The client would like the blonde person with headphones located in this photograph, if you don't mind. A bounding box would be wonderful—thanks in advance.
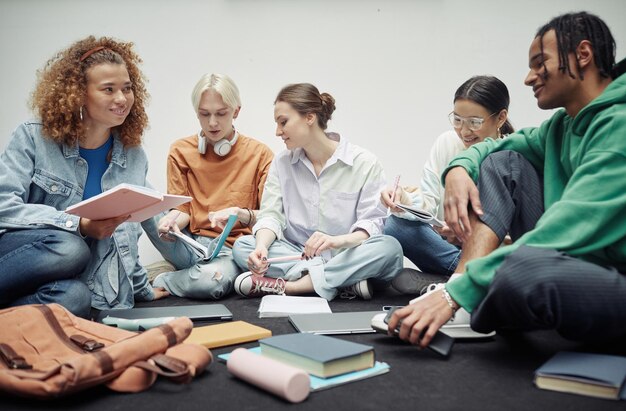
[145,73,274,300]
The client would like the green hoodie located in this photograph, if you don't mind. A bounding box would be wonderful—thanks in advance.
[443,58,626,312]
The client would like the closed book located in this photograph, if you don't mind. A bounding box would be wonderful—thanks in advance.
[66,183,191,222]
[259,333,374,378]
[184,321,272,349]
[534,351,626,400]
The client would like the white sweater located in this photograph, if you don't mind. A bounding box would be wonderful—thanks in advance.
[394,130,465,223]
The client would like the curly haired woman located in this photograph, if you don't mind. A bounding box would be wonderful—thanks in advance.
[0,36,168,317]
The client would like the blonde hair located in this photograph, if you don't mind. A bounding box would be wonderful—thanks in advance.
[30,35,149,147]
[191,73,241,113]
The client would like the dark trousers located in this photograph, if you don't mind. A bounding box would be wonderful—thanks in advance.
[470,151,626,341]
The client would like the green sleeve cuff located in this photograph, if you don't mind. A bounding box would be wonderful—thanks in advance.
[445,274,483,313]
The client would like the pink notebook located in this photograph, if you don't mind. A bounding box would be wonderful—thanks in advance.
[66,183,191,222]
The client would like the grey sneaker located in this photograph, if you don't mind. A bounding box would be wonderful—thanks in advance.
[145,260,176,284]
[391,268,449,295]
[339,279,373,300]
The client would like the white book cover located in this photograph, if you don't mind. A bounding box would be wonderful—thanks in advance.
[258,295,332,318]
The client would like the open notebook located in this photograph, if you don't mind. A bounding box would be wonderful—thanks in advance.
[66,183,191,223]
[169,214,237,261]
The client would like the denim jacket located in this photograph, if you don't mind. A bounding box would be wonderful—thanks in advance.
[0,120,154,309]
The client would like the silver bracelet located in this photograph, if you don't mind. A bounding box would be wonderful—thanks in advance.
[441,288,459,318]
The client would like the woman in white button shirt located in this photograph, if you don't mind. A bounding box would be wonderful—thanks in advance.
[0,36,168,317]
[232,83,403,300]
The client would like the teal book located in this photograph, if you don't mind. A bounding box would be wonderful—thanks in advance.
[168,214,237,261]
[218,347,389,391]
[534,351,626,400]
[258,333,374,378]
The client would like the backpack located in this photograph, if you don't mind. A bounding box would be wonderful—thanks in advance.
[0,303,212,398]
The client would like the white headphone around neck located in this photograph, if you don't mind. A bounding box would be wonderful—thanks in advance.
[197,129,239,156]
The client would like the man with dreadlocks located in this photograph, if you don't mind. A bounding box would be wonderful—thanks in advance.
[388,11,626,348]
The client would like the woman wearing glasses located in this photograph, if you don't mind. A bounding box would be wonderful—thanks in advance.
[380,75,513,294]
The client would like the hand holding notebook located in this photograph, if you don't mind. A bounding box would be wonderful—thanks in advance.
[66,183,192,223]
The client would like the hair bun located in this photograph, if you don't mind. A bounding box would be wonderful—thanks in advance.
[320,92,336,117]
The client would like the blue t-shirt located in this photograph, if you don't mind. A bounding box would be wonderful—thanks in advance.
[79,136,113,200]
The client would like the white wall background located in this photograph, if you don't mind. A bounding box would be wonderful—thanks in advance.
[1,0,625,264]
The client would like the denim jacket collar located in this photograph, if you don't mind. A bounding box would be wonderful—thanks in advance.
[61,132,127,168]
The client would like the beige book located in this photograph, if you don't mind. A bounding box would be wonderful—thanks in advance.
[184,321,272,349]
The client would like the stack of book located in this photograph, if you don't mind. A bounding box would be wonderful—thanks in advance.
[219,333,390,391]
[259,333,374,378]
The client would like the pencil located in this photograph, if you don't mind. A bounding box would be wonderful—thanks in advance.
[390,175,401,204]
[265,255,304,263]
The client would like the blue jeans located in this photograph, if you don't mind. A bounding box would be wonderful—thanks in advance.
[232,234,403,300]
[0,229,91,317]
[143,216,241,300]
[384,215,460,275]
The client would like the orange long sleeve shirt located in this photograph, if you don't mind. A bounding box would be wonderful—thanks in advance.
[167,133,274,247]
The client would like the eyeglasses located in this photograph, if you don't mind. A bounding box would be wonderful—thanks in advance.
[448,112,497,131]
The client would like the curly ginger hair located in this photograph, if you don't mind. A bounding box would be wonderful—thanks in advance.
[30,36,149,147]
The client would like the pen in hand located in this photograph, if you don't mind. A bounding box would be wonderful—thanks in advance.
[390,174,401,205]
[168,210,181,227]
[387,174,400,217]
[159,210,181,238]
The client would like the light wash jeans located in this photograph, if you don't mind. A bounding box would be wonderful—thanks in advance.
[384,215,460,275]
[143,217,240,300]
[231,234,404,300]
[0,229,92,317]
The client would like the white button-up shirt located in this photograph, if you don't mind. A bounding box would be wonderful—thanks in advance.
[253,133,387,255]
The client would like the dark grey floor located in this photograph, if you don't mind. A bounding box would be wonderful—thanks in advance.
[3,287,625,411]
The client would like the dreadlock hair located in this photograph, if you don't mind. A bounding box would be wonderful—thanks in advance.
[536,12,616,80]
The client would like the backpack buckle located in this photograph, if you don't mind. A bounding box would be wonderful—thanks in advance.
[70,335,104,352]
[0,343,32,370]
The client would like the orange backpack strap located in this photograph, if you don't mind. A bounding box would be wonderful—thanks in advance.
[105,318,212,393]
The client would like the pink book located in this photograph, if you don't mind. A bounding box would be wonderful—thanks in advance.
[65,183,191,223]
